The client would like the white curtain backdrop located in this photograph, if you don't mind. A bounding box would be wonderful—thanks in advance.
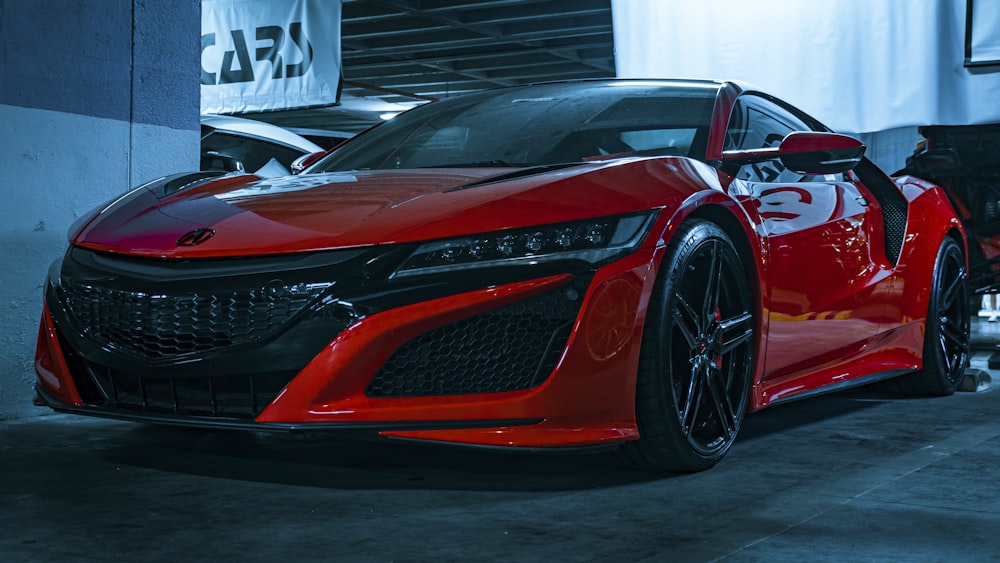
[611,0,1000,134]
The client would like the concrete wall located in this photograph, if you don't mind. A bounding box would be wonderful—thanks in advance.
[0,0,200,419]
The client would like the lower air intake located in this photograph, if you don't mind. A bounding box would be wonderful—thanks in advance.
[366,275,591,398]
[82,362,296,419]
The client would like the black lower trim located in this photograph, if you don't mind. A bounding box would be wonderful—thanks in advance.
[382,435,622,454]
[36,385,543,434]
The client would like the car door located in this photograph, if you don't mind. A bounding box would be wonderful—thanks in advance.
[726,94,892,384]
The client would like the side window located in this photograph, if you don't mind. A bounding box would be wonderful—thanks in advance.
[725,95,818,183]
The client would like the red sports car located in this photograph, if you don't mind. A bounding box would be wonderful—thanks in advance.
[34,79,970,472]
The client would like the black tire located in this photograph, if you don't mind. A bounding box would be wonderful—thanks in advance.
[618,220,755,472]
[882,236,970,396]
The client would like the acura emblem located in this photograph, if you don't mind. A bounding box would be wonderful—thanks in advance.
[176,228,215,246]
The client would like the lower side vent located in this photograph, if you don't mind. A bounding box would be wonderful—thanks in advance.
[366,275,590,398]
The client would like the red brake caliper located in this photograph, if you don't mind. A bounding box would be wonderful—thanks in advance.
[713,307,724,369]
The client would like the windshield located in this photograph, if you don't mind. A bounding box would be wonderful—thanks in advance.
[310,81,721,172]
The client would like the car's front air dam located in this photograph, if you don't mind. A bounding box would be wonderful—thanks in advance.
[259,249,662,448]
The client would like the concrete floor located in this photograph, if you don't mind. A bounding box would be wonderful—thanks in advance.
[5,322,1000,562]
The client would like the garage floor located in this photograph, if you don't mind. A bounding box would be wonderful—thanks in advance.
[5,322,1000,562]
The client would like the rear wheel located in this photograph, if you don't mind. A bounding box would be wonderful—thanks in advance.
[618,220,755,472]
[884,236,970,395]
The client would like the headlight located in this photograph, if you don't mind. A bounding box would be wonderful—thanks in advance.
[391,211,658,278]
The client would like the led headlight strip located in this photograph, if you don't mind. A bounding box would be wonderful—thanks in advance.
[391,211,659,278]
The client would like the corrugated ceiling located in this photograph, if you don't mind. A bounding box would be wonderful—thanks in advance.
[252,0,615,138]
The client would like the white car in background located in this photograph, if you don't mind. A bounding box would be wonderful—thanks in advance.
[200,114,324,175]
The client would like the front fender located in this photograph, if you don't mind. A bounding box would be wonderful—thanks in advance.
[643,173,773,413]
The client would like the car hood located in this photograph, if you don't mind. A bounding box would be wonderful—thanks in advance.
[71,159,715,258]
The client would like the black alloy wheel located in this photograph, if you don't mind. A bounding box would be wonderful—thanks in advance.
[619,220,755,472]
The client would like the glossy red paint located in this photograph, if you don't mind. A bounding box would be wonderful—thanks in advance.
[779,131,864,153]
[73,159,714,259]
[746,173,964,409]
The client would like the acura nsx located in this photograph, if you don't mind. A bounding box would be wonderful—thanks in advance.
[34,79,971,471]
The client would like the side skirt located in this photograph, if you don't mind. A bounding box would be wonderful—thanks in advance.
[764,368,914,407]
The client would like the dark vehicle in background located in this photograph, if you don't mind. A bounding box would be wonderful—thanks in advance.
[901,124,1000,296]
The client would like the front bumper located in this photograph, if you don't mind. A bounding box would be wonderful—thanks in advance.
[36,244,660,448]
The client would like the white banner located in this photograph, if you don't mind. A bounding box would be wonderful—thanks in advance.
[201,0,342,114]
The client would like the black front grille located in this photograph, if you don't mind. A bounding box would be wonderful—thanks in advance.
[61,279,330,359]
[366,275,591,398]
[88,366,295,418]
[59,337,295,419]
[56,331,295,418]
[98,367,293,419]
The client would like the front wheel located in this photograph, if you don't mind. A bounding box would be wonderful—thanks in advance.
[618,220,755,472]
